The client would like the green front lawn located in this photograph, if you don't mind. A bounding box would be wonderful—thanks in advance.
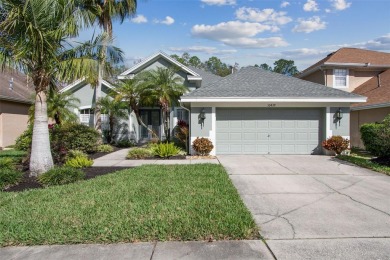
[337,155,390,176]
[0,164,259,246]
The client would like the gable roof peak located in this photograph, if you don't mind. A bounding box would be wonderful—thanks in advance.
[119,51,200,78]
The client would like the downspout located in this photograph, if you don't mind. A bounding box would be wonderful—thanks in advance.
[179,101,191,155]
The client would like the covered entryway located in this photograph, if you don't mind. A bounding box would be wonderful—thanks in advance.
[216,108,323,155]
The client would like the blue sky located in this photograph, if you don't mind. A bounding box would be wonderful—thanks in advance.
[93,0,390,71]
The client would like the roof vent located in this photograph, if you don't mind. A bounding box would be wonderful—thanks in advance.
[365,62,370,67]
[9,77,13,91]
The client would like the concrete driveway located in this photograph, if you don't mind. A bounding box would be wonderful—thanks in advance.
[218,155,390,260]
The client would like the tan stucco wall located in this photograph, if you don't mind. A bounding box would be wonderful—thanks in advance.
[0,100,30,148]
[348,70,381,92]
[301,70,324,85]
[350,107,390,148]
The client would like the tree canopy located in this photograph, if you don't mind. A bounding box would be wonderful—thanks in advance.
[254,59,299,76]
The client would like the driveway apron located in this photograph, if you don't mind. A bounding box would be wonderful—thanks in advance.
[218,155,390,260]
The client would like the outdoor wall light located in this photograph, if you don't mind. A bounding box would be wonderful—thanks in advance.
[336,108,343,125]
[199,108,206,120]
[199,108,206,128]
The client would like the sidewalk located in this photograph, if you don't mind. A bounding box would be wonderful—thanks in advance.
[92,148,220,167]
[0,240,274,260]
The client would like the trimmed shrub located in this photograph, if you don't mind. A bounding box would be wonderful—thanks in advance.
[360,115,390,158]
[0,158,16,169]
[322,136,349,155]
[97,144,114,153]
[38,166,85,186]
[15,126,33,151]
[192,137,214,156]
[174,120,189,152]
[126,148,153,159]
[0,168,23,190]
[150,142,181,158]
[66,150,88,160]
[64,156,93,168]
[116,139,136,148]
[51,123,100,162]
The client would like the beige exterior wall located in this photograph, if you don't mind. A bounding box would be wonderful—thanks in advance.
[0,100,30,148]
[350,107,390,148]
[301,70,325,85]
[304,68,382,92]
[348,70,381,92]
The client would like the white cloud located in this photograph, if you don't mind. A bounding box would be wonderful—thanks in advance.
[280,1,290,8]
[201,0,236,6]
[330,0,352,11]
[221,37,289,48]
[281,48,331,58]
[155,16,175,25]
[292,16,326,33]
[192,21,274,40]
[235,7,292,26]
[303,0,320,12]
[327,34,390,51]
[131,15,148,24]
[191,21,288,48]
[325,8,331,13]
[169,46,237,55]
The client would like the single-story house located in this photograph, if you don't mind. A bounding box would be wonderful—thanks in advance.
[0,69,33,149]
[297,48,390,147]
[181,66,365,155]
[64,51,366,155]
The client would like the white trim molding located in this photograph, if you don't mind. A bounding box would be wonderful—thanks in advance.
[209,107,216,156]
[326,106,333,138]
[181,97,367,103]
[60,79,115,93]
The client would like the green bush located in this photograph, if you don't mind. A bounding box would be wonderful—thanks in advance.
[150,142,181,158]
[38,166,85,186]
[126,148,152,159]
[0,168,24,190]
[51,123,100,162]
[64,156,93,168]
[116,139,136,148]
[192,137,214,156]
[322,136,349,155]
[65,150,88,160]
[361,115,390,157]
[0,158,16,169]
[97,144,114,153]
[15,126,33,151]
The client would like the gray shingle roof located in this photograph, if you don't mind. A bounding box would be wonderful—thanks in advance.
[183,66,364,99]
[188,66,222,87]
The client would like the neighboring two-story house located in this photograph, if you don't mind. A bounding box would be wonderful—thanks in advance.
[298,48,390,147]
[0,69,33,149]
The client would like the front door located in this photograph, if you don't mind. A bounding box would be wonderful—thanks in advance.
[140,110,161,140]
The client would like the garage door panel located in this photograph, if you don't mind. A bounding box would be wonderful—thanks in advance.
[230,133,242,141]
[243,133,256,140]
[216,108,321,155]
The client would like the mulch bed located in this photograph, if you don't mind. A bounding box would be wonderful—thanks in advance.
[126,155,187,160]
[372,157,390,167]
[4,167,132,193]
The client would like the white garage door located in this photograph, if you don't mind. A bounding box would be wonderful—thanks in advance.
[216,108,323,155]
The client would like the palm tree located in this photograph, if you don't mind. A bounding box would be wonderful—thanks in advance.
[86,0,137,132]
[0,0,123,175]
[96,96,128,143]
[139,67,188,141]
[29,91,81,125]
[114,79,157,139]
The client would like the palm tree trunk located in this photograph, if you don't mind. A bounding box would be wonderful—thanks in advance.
[166,109,171,141]
[94,66,103,133]
[29,91,54,176]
